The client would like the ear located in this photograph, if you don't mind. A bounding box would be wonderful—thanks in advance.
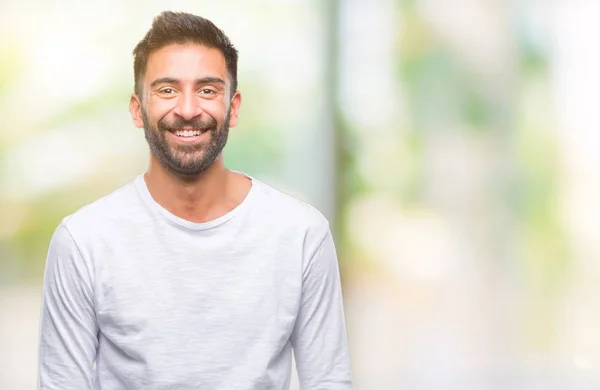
[228,91,242,128]
[129,94,145,129]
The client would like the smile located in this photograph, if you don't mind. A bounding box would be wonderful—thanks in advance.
[172,129,206,137]
[167,128,210,143]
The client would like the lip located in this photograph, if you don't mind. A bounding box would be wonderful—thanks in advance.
[166,129,210,143]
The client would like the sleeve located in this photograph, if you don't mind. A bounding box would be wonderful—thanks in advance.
[38,222,98,390]
[290,228,354,389]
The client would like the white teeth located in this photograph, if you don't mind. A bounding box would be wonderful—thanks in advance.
[175,130,202,137]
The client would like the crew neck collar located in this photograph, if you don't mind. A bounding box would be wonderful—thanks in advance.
[135,170,258,231]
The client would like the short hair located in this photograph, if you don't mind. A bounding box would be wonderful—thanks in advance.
[133,11,238,98]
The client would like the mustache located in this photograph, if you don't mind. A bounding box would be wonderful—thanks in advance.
[158,117,218,131]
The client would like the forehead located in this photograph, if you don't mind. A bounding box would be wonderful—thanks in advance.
[145,43,227,83]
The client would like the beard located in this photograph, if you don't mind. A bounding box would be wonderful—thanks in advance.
[142,107,230,176]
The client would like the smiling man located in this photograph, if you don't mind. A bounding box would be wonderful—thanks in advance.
[37,11,353,390]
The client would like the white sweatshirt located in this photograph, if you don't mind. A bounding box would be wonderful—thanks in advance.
[38,172,353,390]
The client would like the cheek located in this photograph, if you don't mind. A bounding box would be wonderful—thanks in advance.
[146,103,175,125]
[148,97,177,114]
[203,102,229,121]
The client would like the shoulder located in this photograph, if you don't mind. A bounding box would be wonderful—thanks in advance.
[249,177,331,245]
[59,176,141,241]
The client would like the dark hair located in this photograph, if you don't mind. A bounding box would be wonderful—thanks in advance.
[133,11,238,97]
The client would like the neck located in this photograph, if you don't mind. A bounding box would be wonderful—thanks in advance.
[144,154,249,223]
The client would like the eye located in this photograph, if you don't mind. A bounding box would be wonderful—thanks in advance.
[199,88,216,95]
[158,88,176,95]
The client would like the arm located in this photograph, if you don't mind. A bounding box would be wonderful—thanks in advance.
[38,222,98,389]
[291,228,354,389]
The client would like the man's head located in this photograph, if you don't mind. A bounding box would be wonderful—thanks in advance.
[129,11,241,177]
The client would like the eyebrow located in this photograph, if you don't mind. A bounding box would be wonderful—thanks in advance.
[149,77,226,89]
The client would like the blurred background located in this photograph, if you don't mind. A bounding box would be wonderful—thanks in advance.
[1,0,599,388]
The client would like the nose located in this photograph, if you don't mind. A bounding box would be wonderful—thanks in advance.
[173,90,203,121]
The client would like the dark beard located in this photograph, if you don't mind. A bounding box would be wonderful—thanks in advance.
[142,108,230,177]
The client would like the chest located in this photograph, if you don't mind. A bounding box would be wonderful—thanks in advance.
[93,235,302,360]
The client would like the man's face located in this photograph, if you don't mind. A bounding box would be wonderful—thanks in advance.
[130,43,241,176]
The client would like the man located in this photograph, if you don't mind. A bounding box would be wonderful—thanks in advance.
[38,11,353,390]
